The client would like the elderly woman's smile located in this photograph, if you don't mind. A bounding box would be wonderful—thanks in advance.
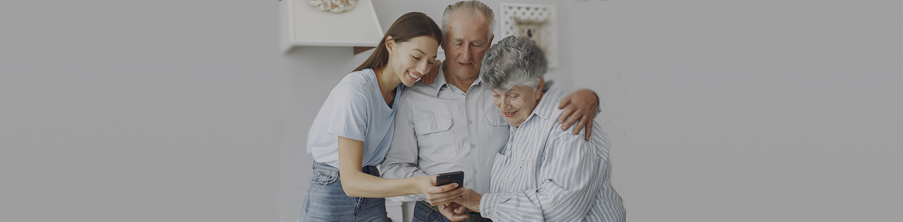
[492,84,543,127]
[454,35,625,221]
[479,35,549,128]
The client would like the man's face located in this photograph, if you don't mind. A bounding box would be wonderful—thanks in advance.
[442,10,493,82]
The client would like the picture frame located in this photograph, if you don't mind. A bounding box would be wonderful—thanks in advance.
[500,3,559,68]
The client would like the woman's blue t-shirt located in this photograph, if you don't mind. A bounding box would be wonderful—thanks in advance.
[306,69,406,168]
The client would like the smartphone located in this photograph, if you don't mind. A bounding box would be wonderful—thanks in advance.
[436,171,464,188]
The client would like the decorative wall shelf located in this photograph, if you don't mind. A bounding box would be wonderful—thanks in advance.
[499,3,558,68]
[280,0,384,54]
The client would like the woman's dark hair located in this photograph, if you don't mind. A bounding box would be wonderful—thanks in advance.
[354,12,442,72]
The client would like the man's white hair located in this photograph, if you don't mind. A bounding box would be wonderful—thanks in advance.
[440,1,495,41]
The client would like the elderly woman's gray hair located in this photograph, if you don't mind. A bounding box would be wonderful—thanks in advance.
[480,35,548,91]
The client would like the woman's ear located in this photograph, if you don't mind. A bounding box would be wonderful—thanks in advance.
[535,78,545,98]
[385,36,396,55]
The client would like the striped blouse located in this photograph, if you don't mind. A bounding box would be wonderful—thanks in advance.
[479,87,626,222]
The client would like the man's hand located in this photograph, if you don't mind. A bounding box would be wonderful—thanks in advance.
[420,59,442,84]
[557,89,599,141]
[439,202,470,222]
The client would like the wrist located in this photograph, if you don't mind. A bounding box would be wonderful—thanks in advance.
[417,175,433,195]
[466,191,482,211]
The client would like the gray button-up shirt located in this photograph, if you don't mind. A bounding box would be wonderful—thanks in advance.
[381,69,509,198]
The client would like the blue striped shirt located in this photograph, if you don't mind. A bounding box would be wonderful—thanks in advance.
[480,87,626,222]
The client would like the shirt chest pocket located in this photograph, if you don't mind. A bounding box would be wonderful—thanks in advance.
[412,117,457,159]
[485,109,509,127]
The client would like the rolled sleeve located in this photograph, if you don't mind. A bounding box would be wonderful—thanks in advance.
[479,191,543,221]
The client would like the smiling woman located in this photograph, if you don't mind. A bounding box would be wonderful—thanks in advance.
[299,12,466,222]
[482,35,548,127]
[439,35,625,221]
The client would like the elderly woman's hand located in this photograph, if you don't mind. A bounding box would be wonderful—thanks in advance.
[452,188,482,212]
[557,89,599,141]
[439,202,470,222]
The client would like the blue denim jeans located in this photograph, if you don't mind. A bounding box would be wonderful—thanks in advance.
[413,200,491,222]
[299,162,388,222]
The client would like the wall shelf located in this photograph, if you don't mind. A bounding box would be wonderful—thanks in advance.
[280,0,384,54]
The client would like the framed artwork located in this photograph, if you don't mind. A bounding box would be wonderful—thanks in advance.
[500,3,558,68]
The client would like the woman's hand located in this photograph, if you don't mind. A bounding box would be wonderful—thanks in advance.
[417,175,465,206]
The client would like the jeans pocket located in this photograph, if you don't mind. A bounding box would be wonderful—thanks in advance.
[413,202,447,222]
[412,202,431,222]
[311,166,339,186]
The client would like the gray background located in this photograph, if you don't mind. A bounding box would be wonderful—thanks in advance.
[2,0,901,221]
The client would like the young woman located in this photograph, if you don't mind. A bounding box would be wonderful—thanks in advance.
[300,12,465,221]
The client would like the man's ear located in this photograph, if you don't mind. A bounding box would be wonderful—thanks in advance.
[385,36,396,55]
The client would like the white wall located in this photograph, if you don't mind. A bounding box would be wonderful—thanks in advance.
[1,1,280,221]
[571,0,903,221]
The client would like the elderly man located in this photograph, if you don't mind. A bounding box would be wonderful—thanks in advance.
[440,36,625,222]
[380,1,601,222]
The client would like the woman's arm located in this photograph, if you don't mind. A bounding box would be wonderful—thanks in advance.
[337,136,465,205]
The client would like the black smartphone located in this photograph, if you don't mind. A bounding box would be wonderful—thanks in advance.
[436,171,464,188]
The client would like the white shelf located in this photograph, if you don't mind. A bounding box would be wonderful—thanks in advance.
[280,0,384,53]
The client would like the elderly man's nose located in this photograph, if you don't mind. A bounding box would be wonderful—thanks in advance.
[461,46,471,60]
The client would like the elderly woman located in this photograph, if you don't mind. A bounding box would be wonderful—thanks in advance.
[439,36,626,222]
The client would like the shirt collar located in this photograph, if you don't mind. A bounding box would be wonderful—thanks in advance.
[428,66,448,97]
[526,86,563,121]
[428,62,483,97]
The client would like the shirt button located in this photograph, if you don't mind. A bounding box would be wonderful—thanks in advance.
[431,126,436,130]
[473,169,478,174]
[470,144,475,148]
[468,120,472,124]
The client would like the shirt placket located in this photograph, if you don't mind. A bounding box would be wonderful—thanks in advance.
[463,84,479,190]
